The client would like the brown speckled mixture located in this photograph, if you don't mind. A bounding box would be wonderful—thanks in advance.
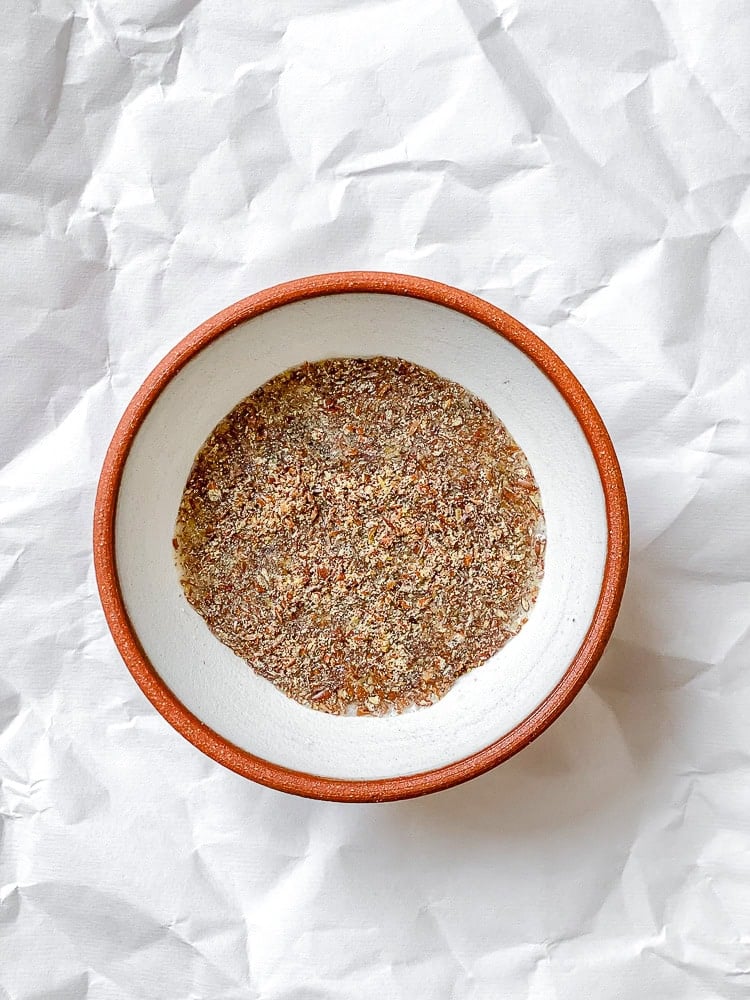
[174,357,545,715]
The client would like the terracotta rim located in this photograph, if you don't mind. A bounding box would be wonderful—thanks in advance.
[94,271,629,802]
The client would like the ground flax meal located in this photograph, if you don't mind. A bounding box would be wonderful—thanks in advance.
[174,357,545,716]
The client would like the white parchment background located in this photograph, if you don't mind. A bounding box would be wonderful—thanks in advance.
[2,1,750,997]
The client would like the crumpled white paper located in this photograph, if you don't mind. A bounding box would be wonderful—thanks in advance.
[2,0,750,996]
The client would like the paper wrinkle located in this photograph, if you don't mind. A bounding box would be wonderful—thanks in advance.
[3,0,750,996]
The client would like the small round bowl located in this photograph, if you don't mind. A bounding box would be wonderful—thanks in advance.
[94,272,628,802]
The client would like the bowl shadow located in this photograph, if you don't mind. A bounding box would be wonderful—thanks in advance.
[383,569,680,839]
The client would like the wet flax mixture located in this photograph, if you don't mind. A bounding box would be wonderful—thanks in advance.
[175,357,545,716]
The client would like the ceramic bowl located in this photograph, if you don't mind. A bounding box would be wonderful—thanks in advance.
[94,272,628,801]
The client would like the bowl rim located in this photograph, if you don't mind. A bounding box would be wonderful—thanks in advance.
[93,271,629,802]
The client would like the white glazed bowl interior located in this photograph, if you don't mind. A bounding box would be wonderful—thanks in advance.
[115,293,607,781]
